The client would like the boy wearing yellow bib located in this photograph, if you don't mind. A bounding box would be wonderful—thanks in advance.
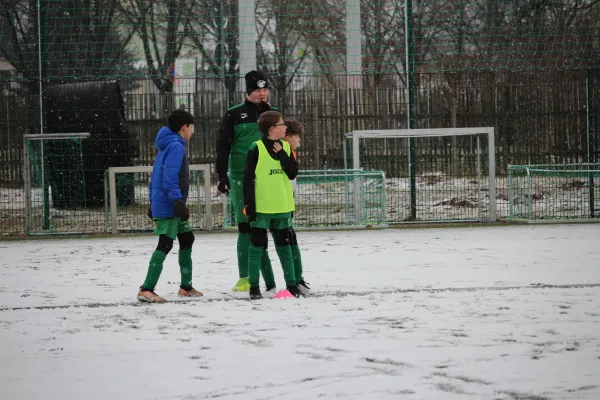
[284,120,310,294]
[243,111,304,300]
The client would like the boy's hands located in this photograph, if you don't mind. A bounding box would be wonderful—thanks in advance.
[147,206,153,220]
[257,101,271,114]
[273,141,282,155]
[173,199,190,221]
[217,176,230,194]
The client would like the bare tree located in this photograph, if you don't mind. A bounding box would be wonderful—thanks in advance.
[0,0,135,90]
[256,0,310,112]
[184,0,239,103]
[361,0,404,88]
[296,0,345,87]
[117,0,195,114]
[434,0,600,71]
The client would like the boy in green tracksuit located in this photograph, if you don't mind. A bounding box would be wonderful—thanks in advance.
[243,111,305,300]
[283,120,310,294]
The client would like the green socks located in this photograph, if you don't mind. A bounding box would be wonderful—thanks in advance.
[237,232,251,278]
[178,248,193,289]
[143,248,193,290]
[260,250,276,288]
[276,245,296,287]
[240,230,275,287]
[291,244,303,282]
[250,246,290,288]
[142,250,167,290]
[248,244,263,288]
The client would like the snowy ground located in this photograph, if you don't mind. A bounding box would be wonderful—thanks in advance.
[1,224,599,400]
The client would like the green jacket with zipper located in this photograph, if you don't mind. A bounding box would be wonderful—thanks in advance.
[216,100,277,181]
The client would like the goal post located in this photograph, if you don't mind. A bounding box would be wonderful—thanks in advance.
[346,127,496,223]
[296,169,387,227]
[23,132,91,235]
[508,163,600,222]
[221,169,387,229]
[106,164,212,234]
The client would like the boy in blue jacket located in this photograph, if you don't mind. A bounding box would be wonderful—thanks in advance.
[137,110,203,303]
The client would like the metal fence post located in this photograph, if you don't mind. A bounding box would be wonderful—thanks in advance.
[488,128,496,222]
[23,137,31,235]
[109,168,118,234]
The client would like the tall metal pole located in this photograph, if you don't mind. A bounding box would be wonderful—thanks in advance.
[37,0,43,136]
[238,0,256,97]
[347,0,363,223]
[216,1,233,107]
[346,0,362,90]
[38,0,50,230]
[587,69,595,217]
[406,0,417,220]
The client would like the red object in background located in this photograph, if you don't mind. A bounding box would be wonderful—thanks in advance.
[167,63,175,82]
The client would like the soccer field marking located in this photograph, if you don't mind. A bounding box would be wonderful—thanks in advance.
[1,282,598,312]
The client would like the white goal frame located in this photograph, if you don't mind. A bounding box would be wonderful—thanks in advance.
[345,127,496,222]
[107,164,212,234]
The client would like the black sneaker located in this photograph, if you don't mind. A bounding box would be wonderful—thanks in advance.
[249,286,262,300]
[297,280,311,294]
[286,285,306,298]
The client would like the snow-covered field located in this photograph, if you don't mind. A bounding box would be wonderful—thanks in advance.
[1,224,599,399]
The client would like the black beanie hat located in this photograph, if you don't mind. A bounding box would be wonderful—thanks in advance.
[245,70,269,95]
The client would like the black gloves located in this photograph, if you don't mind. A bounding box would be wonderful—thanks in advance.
[217,176,230,194]
[173,199,190,221]
[245,205,256,222]
[148,201,189,221]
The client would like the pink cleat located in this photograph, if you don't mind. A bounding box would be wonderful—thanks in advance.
[273,289,294,299]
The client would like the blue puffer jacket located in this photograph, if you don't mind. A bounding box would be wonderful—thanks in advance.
[149,127,190,218]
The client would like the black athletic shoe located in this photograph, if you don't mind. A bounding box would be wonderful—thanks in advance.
[249,286,263,300]
[286,285,306,298]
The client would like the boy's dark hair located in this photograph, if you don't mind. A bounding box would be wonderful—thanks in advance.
[257,110,284,135]
[167,109,194,133]
[284,120,304,137]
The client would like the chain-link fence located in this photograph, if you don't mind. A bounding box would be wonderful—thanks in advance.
[508,164,600,221]
[1,0,599,235]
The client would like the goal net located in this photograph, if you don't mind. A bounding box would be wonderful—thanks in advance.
[345,128,496,223]
[105,165,213,234]
[508,164,600,221]
[23,133,91,235]
[222,169,387,229]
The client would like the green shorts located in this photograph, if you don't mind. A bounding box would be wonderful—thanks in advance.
[229,178,247,225]
[153,218,191,240]
[251,212,293,230]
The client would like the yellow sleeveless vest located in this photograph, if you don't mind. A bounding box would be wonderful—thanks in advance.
[254,140,295,213]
